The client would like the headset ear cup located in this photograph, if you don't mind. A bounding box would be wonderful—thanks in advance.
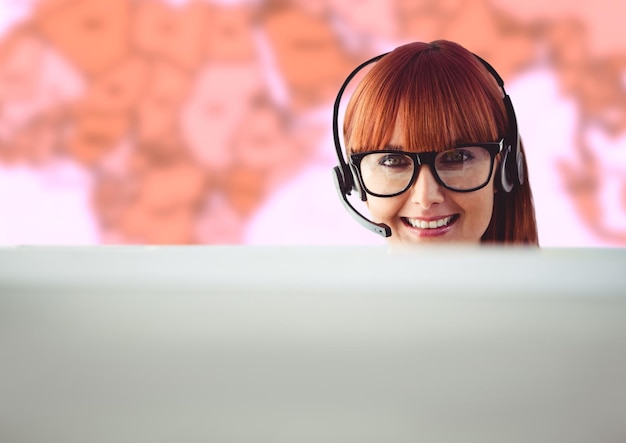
[506,136,526,187]
[498,145,514,193]
[350,164,367,201]
[505,136,523,188]
[342,164,354,194]
[516,149,525,186]
[333,165,350,196]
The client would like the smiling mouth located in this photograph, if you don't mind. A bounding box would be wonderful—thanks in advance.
[402,215,457,229]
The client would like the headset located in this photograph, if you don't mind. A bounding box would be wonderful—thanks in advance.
[332,50,525,238]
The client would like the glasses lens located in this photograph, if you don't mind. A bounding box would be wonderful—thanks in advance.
[435,147,493,190]
[359,152,415,195]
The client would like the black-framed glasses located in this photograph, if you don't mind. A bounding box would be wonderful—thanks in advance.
[350,139,504,197]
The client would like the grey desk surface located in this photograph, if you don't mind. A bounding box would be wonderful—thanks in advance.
[1,246,625,443]
[1,245,625,295]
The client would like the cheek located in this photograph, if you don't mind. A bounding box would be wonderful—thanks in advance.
[365,196,404,221]
[461,188,495,233]
[480,192,495,226]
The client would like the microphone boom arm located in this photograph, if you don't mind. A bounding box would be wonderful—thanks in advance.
[333,167,391,237]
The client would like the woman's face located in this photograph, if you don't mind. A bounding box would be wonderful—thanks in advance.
[364,119,496,245]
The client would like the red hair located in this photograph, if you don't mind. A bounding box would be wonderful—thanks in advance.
[343,40,538,244]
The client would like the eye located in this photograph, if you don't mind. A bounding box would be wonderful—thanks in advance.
[379,154,410,168]
[440,149,475,163]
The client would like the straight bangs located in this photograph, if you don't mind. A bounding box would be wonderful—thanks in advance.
[344,41,508,154]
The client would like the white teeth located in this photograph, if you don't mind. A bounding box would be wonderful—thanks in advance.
[406,216,453,229]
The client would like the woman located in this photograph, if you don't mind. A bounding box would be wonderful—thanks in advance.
[333,40,538,245]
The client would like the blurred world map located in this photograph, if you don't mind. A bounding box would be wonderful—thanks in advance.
[0,0,625,246]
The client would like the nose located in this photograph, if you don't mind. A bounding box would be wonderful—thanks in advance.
[409,166,445,208]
